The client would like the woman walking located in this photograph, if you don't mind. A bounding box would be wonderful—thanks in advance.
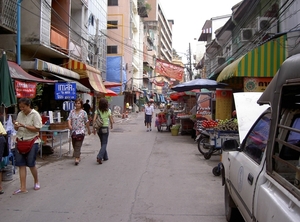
[93,98,113,164]
[68,98,91,165]
[13,98,42,194]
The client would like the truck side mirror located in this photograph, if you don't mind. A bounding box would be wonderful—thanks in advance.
[222,139,239,151]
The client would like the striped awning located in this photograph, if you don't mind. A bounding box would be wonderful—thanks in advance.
[217,35,286,82]
[64,59,106,93]
[21,59,80,80]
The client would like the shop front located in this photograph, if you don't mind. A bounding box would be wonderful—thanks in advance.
[215,34,287,118]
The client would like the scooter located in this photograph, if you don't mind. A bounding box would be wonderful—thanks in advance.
[196,128,222,159]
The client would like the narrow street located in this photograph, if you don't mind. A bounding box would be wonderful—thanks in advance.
[0,111,225,222]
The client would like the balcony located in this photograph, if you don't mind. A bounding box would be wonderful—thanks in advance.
[0,0,17,33]
[50,26,68,54]
[131,13,137,32]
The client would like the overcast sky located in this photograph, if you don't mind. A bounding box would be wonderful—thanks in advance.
[160,0,242,56]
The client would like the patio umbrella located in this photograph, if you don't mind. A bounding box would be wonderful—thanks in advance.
[105,88,118,96]
[171,79,228,92]
[0,52,17,124]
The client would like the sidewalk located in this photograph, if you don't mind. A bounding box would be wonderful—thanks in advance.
[36,111,140,165]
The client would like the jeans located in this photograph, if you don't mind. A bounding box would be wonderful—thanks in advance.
[97,127,109,160]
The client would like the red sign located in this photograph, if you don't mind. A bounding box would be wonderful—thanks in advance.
[155,59,184,81]
[15,80,37,98]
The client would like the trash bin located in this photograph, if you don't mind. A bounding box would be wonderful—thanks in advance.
[171,128,179,136]
[171,125,180,136]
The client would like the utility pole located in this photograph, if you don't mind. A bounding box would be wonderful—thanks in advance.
[189,42,193,80]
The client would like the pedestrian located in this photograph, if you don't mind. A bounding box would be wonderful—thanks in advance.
[0,121,7,195]
[13,98,42,195]
[144,101,154,132]
[93,98,113,164]
[83,99,91,115]
[68,98,91,165]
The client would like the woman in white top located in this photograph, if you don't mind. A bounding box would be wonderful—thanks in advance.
[144,101,154,132]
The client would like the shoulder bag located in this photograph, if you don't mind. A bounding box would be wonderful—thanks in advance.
[93,109,103,130]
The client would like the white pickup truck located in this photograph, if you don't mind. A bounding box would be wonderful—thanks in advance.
[221,53,300,222]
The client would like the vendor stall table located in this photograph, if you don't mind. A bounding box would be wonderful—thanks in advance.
[39,129,70,158]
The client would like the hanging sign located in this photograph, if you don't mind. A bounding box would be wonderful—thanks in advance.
[15,80,37,98]
[55,83,76,100]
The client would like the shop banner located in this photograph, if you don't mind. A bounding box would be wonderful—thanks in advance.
[244,77,272,92]
[155,59,184,81]
[196,92,213,120]
[15,80,37,98]
[55,83,76,100]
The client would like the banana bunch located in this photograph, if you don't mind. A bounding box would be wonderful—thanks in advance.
[215,118,238,131]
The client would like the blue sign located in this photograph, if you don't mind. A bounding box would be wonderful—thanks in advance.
[55,83,76,100]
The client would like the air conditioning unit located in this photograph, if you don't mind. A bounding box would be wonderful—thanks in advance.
[257,17,277,33]
[217,56,226,65]
[240,28,255,42]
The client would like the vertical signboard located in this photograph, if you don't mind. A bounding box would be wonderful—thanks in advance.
[215,88,233,120]
[196,92,213,120]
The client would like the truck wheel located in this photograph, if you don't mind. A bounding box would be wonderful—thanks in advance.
[212,166,221,176]
[198,137,210,155]
[224,184,243,222]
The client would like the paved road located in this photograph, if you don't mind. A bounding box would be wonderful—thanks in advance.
[0,112,226,222]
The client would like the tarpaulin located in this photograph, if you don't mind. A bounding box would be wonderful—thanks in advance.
[106,56,127,94]
[155,59,184,81]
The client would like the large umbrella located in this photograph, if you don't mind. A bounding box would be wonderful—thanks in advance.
[0,52,17,124]
[171,79,228,92]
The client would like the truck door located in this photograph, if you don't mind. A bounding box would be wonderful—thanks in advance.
[227,112,271,221]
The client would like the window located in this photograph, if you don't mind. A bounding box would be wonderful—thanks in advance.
[107,46,117,54]
[107,21,118,29]
[108,0,118,6]
[243,113,271,164]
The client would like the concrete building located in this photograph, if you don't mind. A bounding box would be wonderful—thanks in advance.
[143,0,173,97]
[0,0,109,115]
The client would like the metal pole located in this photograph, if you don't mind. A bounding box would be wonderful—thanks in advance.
[189,43,192,80]
[17,0,23,65]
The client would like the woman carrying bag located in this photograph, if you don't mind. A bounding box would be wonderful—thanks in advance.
[68,98,91,165]
[93,98,113,164]
[13,98,42,195]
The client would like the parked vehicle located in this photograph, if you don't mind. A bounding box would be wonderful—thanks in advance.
[221,53,300,222]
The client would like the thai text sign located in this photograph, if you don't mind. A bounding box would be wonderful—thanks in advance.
[15,80,37,98]
[55,83,76,100]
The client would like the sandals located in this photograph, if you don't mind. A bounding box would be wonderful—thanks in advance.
[34,183,40,190]
[13,189,28,195]
[75,158,79,165]
[0,190,4,195]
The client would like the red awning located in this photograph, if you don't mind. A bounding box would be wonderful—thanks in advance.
[8,61,55,83]
[103,81,122,88]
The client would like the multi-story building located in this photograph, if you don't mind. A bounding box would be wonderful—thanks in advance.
[143,0,173,97]
[0,0,108,113]
[196,0,300,93]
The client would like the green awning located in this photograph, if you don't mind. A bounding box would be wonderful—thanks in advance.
[217,35,287,82]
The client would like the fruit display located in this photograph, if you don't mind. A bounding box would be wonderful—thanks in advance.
[215,118,238,131]
[201,118,238,131]
[201,120,218,128]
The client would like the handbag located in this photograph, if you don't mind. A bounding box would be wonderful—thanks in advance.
[16,136,39,154]
[71,132,85,141]
[93,109,103,130]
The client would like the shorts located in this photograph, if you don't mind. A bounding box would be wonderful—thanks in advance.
[145,114,152,124]
[15,143,39,167]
